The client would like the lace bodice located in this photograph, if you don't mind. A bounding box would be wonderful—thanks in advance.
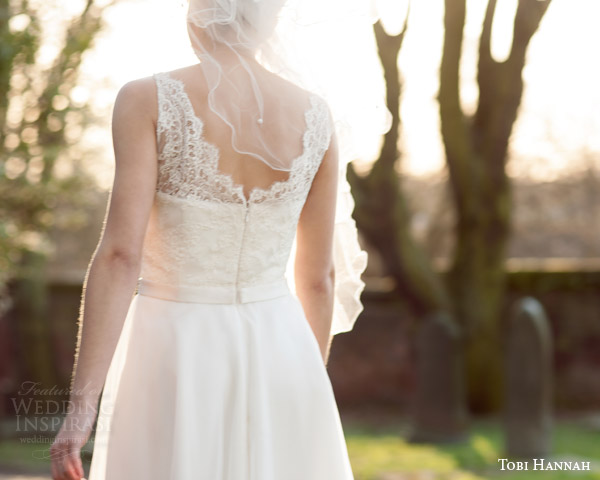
[139,72,332,290]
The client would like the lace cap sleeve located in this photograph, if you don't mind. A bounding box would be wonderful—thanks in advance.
[153,73,168,139]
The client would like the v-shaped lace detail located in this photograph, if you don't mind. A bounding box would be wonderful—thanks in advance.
[153,72,331,206]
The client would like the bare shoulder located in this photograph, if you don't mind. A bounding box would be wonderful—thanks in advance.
[267,71,315,104]
[114,76,158,121]
[165,64,201,79]
[278,79,331,124]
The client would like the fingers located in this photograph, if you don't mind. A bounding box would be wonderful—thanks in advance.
[73,454,85,478]
[50,442,84,480]
[50,453,59,480]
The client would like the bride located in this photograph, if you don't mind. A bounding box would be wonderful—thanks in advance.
[50,0,384,478]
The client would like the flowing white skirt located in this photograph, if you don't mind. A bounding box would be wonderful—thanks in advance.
[88,287,354,479]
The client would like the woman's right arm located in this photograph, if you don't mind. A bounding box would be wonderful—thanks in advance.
[294,132,339,365]
[49,77,158,480]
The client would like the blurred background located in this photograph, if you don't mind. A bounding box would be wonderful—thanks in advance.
[1,0,599,478]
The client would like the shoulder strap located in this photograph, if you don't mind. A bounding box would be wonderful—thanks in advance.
[304,95,334,169]
[153,72,170,139]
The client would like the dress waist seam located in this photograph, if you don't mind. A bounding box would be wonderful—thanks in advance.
[137,277,290,305]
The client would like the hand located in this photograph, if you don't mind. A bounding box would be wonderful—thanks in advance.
[50,407,97,480]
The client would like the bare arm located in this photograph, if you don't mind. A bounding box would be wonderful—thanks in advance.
[294,131,339,365]
[50,77,158,480]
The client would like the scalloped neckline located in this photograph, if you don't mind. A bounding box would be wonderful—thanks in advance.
[157,72,321,206]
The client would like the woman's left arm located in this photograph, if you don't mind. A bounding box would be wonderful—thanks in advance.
[50,77,158,480]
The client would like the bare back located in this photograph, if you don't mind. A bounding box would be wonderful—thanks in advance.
[166,63,315,200]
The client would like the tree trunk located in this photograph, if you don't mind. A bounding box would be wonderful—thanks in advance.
[349,13,469,441]
[440,0,551,412]
[349,18,451,318]
[350,0,552,417]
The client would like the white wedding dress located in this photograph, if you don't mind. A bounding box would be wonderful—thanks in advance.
[87,72,355,479]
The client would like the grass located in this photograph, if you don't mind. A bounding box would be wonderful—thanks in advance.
[0,415,598,479]
[343,414,600,480]
[0,434,94,474]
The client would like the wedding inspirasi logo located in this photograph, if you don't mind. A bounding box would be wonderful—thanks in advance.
[498,459,592,472]
[10,380,110,435]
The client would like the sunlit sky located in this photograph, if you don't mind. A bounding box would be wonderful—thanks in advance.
[72,0,600,187]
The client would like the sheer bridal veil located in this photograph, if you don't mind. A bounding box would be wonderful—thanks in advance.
[186,0,391,336]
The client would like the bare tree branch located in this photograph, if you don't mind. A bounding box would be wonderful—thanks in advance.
[510,0,552,65]
[350,3,452,315]
[439,0,476,220]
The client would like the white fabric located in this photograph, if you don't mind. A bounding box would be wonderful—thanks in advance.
[88,293,354,479]
[137,277,290,304]
[87,72,357,479]
[184,0,376,338]
[145,72,365,336]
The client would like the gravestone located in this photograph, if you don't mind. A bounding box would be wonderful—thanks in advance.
[505,296,552,458]
[410,310,468,443]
